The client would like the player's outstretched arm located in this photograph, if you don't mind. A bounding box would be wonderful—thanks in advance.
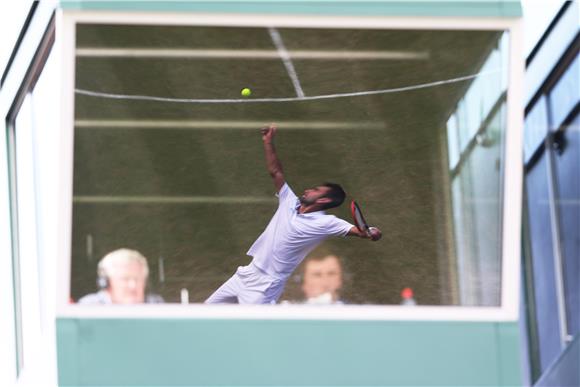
[347,226,382,241]
[261,124,285,192]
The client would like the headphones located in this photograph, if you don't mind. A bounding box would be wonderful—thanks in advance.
[97,260,110,290]
[97,272,109,290]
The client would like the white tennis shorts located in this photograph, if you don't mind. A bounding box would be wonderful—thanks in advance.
[204,263,285,304]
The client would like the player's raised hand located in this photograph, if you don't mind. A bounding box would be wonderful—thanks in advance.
[261,123,277,143]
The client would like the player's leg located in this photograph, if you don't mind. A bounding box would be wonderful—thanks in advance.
[263,280,286,304]
[237,278,285,304]
[237,286,269,304]
[204,274,241,304]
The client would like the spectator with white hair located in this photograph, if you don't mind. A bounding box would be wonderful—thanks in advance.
[78,248,164,304]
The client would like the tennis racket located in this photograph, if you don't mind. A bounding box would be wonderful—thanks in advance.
[350,200,371,236]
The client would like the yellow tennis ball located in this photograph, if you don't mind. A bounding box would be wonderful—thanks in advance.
[241,88,252,97]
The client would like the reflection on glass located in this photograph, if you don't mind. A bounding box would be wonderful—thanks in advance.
[447,34,508,306]
[71,24,509,306]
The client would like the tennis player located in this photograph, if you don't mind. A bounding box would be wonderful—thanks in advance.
[205,124,381,304]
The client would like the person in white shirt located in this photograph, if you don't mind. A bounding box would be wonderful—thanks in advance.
[205,124,382,304]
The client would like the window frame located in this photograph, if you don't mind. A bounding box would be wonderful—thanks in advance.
[57,10,524,321]
[4,11,56,378]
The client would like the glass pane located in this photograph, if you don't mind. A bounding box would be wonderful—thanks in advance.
[524,97,548,164]
[72,23,509,306]
[451,103,505,306]
[549,55,579,129]
[526,153,563,371]
[553,113,580,336]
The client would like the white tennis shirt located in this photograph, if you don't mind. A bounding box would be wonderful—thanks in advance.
[248,183,353,280]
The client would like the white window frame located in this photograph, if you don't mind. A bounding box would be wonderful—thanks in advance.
[57,10,524,322]
[1,3,60,384]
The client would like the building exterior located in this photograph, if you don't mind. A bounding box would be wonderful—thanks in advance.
[522,1,580,385]
[1,0,573,386]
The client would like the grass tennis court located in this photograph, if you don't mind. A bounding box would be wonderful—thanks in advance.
[70,23,505,305]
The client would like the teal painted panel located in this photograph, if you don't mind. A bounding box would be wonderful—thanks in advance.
[57,318,521,386]
[495,323,523,386]
[56,317,80,384]
[59,1,522,17]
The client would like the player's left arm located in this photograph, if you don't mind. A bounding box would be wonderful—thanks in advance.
[261,124,286,193]
[347,226,382,241]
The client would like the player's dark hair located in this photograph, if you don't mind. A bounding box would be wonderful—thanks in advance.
[320,182,346,210]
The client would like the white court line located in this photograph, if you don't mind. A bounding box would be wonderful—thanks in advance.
[75,69,501,104]
[267,27,305,98]
[74,120,385,130]
[75,47,430,60]
[73,196,275,204]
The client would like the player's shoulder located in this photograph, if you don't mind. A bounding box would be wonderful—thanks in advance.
[312,213,343,226]
[320,213,353,229]
[277,182,296,199]
[278,182,290,194]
